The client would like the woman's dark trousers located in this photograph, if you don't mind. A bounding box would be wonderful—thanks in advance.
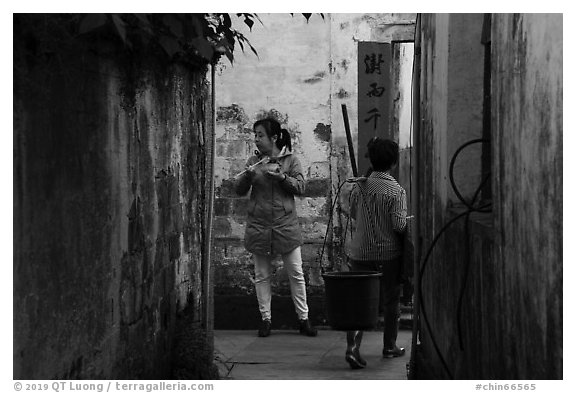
[348,258,402,350]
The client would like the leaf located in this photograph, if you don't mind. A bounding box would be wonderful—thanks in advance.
[190,37,215,61]
[223,45,234,64]
[244,16,254,30]
[224,28,235,44]
[223,13,232,29]
[253,14,264,26]
[233,31,258,58]
[111,14,129,45]
[248,42,258,58]
[213,35,235,64]
[158,35,181,57]
[214,37,234,67]
[79,14,107,34]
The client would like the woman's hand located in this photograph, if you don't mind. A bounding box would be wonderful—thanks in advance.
[262,162,285,181]
[245,166,256,178]
[265,170,286,182]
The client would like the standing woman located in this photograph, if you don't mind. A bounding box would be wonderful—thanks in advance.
[235,118,318,338]
[344,137,407,369]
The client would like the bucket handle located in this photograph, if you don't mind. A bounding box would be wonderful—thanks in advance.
[317,180,348,274]
[317,178,371,274]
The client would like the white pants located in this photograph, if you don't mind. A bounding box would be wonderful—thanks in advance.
[253,246,309,321]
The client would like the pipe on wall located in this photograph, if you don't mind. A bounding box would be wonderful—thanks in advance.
[202,64,216,333]
[408,12,422,379]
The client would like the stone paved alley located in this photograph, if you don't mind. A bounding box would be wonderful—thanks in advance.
[214,329,411,380]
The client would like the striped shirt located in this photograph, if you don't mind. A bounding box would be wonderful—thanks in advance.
[349,171,407,261]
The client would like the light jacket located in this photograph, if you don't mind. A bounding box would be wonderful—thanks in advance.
[235,151,305,256]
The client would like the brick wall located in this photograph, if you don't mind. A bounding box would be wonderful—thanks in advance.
[212,116,331,328]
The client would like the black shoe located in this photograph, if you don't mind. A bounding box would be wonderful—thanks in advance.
[345,349,367,367]
[298,319,318,337]
[345,352,366,369]
[258,319,271,337]
[382,346,405,358]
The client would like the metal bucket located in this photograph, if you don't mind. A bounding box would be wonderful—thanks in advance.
[322,271,382,331]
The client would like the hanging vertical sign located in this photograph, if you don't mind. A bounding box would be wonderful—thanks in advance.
[358,42,392,176]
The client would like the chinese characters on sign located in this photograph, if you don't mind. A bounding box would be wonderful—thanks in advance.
[358,42,392,175]
[367,82,386,97]
[364,53,386,74]
[364,108,382,129]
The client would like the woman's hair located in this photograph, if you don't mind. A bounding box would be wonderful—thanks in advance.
[367,137,399,171]
[253,118,292,151]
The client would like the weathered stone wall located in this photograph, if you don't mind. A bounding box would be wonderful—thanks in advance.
[415,13,562,379]
[415,14,483,379]
[213,13,415,328]
[490,13,562,379]
[13,16,212,379]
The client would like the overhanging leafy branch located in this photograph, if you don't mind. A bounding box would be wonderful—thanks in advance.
[78,13,324,66]
[76,13,262,67]
[16,13,325,72]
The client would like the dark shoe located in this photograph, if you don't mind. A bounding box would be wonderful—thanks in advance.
[298,319,318,337]
[346,330,365,366]
[345,349,367,367]
[258,319,271,337]
[345,352,366,369]
[382,345,405,358]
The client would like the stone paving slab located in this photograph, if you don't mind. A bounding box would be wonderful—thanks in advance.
[214,329,412,380]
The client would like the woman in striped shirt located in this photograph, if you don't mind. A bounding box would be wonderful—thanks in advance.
[345,137,407,369]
